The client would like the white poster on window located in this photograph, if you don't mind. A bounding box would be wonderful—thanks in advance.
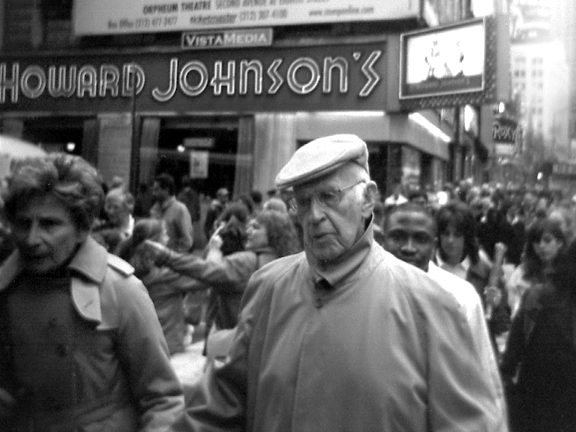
[190,151,209,179]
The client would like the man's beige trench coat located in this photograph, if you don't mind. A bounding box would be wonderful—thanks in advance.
[175,226,508,432]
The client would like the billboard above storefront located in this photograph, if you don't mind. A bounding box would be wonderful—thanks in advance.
[72,0,419,36]
[397,15,510,110]
[399,18,486,99]
[0,40,386,113]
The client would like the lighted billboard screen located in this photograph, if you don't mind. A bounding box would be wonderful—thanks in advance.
[399,18,486,99]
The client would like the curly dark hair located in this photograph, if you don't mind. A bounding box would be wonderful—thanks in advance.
[255,210,301,257]
[552,239,576,296]
[154,173,176,196]
[2,153,104,232]
[118,218,165,277]
[216,202,250,256]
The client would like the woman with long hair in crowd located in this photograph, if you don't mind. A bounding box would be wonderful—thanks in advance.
[505,218,566,319]
[434,200,511,354]
[501,239,576,432]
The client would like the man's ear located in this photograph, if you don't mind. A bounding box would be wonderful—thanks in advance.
[362,181,378,218]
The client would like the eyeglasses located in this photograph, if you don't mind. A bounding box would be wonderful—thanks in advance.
[290,180,366,212]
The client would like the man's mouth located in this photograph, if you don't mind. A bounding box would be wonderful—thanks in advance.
[28,254,47,260]
[400,256,417,264]
[22,250,48,260]
[313,232,332,240]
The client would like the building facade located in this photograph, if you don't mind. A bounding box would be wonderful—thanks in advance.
[0,0,495,199]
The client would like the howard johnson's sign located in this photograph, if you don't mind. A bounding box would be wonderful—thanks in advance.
[0,42,385,113]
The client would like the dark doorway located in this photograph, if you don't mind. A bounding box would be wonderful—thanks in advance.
[23,116,84,156]
[157,117,239,197]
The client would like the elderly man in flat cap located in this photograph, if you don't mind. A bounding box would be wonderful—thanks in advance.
[169,135,508,432]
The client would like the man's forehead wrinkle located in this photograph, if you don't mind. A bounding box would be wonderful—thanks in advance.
[294,164,362,195]
[294,174,337,195]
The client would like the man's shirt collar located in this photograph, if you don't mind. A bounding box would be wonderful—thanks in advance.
[435,251,470,280]
[309,217,374,288]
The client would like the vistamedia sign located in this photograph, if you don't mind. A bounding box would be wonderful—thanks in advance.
[0,41,386,113]
[181,28,273,49]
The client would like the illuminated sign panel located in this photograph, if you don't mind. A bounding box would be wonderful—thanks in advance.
[73,0,419,35]
[0,42,385,113]
[181,28,273,49]
[553,163,576,176]
[493,116,520,156]
[399,18,486,99]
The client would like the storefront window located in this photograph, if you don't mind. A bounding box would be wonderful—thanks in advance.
[138,116,240,199]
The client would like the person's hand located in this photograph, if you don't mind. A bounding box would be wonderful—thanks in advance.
[208,234,223,251]
[207,223,225,251]
[205,223,225,262]
[485,285,502,308]
[143,240,169,262]
[0,388,15,418]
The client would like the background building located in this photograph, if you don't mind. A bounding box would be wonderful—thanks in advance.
[0,0,507,200]
[505,0,575,192]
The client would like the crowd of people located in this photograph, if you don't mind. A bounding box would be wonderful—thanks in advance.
[0,134,575,431]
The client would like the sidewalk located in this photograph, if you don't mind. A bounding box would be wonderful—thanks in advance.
[170,340,207,390]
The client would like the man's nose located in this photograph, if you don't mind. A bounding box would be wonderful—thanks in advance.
[307,196,325,221]
[25,222,42,246]
[401,237,417,252]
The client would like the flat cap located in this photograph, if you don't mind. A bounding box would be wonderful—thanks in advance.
[275,134,369,189]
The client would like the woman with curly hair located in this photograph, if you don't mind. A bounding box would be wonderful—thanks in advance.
[505,217,566,318]
[0,154,183,431]
[249,209,301,258]
[144,209,301,352]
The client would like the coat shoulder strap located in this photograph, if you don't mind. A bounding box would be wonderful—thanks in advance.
[107,254,134,277]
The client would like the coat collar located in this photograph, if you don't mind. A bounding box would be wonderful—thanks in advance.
[0,252,22,292]
[0,236,109,324]
[68,236,109,283]
[308,216,374,287]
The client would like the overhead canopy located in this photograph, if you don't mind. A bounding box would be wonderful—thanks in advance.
[0,135,46,159]
[0,135,47,180]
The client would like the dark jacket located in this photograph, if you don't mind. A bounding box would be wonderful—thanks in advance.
[140,267,206,355]
[501,285,576,432]
[466,258,511,343]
